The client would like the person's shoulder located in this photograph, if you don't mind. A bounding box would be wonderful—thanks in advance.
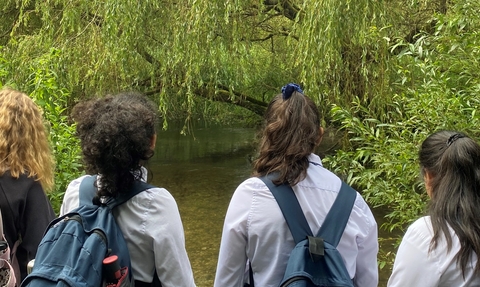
[141,184,177,203]
[0,170,43,193]
[144,184,171,195]
[239,176,267,187]
[407,216,433,234]
[305,153,342,185]
[235,176,275,195]
[137,185,184,216]
[64,174,91,195]
[332,181,377,230]
[0,170,33,183]
[60,175,91,215]
[403,216,434,245]
[67,174,91,188]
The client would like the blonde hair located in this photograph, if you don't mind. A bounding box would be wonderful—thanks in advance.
[0,88,55,191]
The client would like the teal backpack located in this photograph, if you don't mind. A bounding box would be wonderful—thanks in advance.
[258,175,356,287]
[22,176,154,287]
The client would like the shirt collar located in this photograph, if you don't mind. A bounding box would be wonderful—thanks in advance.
[308,153,323,167]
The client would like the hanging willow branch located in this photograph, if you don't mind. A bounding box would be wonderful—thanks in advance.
[0,0,451,120]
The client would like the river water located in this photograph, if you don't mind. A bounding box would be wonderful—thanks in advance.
[147,124,394,287]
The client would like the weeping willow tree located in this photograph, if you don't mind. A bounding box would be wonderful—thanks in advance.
[2,0,471,279]
[0,0,403,123]
[0,0,457,182]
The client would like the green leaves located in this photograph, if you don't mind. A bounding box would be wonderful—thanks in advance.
[323,1,480,272]
[29,50,83,213]
[0,47,83,214]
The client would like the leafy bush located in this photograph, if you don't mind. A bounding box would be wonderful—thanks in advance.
[28,49,83,213]
[0,47,83,213]
[324,0,480,270]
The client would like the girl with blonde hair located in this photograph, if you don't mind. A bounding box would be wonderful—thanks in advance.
[0,88,55,282]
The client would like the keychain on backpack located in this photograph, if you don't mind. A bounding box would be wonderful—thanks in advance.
[0,209,17,287]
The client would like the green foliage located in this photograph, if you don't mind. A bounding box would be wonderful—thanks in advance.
[1,0,480,269]
[0,51,8,85]
[28,49,83,213]
[0,0,398,124]
[0,47,83,213]
[323,0,480,271]
[294,0,389,109]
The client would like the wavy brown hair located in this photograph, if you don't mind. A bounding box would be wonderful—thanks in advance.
[0,88,55,191]
[420,130,480,276]
[71,92,158,199]
[253,90,321,185]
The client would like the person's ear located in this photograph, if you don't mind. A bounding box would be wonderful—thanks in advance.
[150,134,157,150]
[315,127,324,146]
[424,170,434,198]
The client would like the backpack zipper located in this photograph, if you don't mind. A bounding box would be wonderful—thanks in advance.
[281,276,308,286]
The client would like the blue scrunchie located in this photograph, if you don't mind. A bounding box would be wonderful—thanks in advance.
[281,83,303,100]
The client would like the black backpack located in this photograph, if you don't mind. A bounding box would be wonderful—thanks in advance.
[258,175,356,287]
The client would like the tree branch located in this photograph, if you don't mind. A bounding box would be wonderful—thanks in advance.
[263,0,301,21]
[195,85,267,116]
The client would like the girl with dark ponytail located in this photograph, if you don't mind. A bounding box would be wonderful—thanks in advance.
[388,130,480,286]
[60,92,196,286]
[214,84,379,287]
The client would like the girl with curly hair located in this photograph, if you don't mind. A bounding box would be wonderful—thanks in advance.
[60,92,196,286]
[0,88,55,282]
[214,84,378,287]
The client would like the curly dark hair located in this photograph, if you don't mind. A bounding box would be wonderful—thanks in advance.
[72,92,158,199]
[253,90,321,185]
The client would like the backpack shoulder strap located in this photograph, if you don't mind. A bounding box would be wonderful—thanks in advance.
[259,175,357,247]
[109,180,156,208]
[79,175,155,209]
[259,174,312,244]
[79,175,97,206]
[317,181,357,247]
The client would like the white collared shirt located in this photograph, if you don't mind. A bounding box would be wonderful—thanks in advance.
[214,154,379,287]
[60,173,196,287]
[388,216,480,287]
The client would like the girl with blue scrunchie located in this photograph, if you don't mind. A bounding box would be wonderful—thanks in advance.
[214,84,379,287]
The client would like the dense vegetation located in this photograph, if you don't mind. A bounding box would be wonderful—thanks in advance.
[323,0,480,266]
[1,0,480,273]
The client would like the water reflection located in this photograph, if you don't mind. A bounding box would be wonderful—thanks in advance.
[147,125,394,287]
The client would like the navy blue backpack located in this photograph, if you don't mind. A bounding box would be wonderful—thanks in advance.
[258,175,356,287]
[21,176,154,287]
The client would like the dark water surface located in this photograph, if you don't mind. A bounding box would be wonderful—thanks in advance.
[147,125,393,287]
